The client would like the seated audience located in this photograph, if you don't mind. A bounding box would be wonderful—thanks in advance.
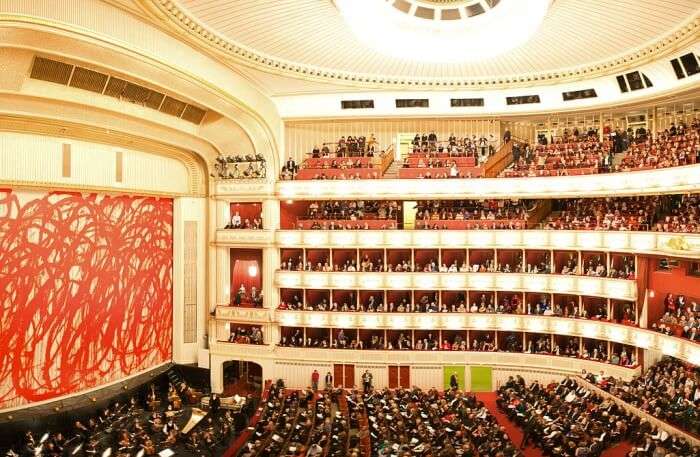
[498,376,634,455]
[544,196,665,231]
[589,357,700,436]
[297,200,399,230]
[502,136,611,177]
[620,122,699,171]
[212,153,267,179]
[416,199,536,230]
[365,386,521,456]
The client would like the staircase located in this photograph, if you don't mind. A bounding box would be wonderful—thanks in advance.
[612,150,627,169]
[382,160,402,178]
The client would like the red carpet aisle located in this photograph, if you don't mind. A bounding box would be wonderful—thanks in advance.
[475,392,543,457]
[600,441,633,457]
[222,380,272,457]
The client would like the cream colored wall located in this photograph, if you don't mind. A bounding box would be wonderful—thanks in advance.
[284,118,500,163]
[206,347,640,393]
[172,197,208,364]
[0,0,284,173]
[0,132,190,195]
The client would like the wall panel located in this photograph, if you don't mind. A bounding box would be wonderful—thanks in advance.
[0,132,190,195]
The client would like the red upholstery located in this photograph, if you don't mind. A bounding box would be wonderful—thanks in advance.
[415,219,527,229]
[296,219,395,229]
[296,168,380,180]
[398,167,484,178]
[404,156,476,167]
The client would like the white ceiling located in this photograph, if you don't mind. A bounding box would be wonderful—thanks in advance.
[176,0,699,86]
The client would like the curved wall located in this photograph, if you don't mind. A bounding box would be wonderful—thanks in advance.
[207,342,640,393]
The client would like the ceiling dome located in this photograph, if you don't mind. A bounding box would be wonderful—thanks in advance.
[168,0,700,87]
[335,0,549,63]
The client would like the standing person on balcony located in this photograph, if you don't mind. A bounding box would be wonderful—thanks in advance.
[311,370,320,391]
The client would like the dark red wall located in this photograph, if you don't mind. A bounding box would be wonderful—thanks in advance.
[229,202,262,225]
[645,256,700,323]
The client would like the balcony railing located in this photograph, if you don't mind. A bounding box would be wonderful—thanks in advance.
[214,229,274,246]
[212,309,700,368]
[276,229,700,258]
[276,164,700,200]
[274,271,637,301]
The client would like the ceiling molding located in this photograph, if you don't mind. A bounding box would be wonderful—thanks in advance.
[149,0,700,90]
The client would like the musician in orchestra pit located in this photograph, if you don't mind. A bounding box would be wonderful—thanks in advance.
[74,420,89,441]
[163,417,179,435]
[118,430,132,451]
[209,392,221,418]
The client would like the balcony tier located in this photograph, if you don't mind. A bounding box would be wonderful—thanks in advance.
[212,310,700,369]
[274,271,637,301]
[275,230,700,258]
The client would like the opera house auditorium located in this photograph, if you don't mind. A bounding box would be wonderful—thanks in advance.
[3,0,700,456]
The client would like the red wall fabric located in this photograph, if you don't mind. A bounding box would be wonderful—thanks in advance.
[0,190,173,409]
[230,249,262,302]
[229,202,262,225]
[645,258,700,323]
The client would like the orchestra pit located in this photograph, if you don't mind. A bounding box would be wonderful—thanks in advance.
[2,1,700,456]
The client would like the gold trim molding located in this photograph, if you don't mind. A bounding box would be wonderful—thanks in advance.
[0,114,207,197]
[147,0,700,90]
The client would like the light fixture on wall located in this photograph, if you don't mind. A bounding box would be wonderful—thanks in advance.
[248,264,258,277]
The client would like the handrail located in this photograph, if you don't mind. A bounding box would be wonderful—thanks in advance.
[526,200,552,228]
[373,143,394,174]
[482,140,513,177]
[577,376,700,446]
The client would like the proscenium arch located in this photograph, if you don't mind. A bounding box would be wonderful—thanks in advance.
[0,7,283,179]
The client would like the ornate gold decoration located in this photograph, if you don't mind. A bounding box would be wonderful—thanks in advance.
[666,236,691,251]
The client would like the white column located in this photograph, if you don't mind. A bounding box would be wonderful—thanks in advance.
[216,247,231,306]
[262,199,280,230]
[172,196,207,364]
[263,246,280,309]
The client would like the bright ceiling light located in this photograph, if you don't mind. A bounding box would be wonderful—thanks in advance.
[336,0,551,64]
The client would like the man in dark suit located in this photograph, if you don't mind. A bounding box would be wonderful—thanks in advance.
[362,370,373,393]
[520,414,538,449]
[286,156,296,171]
[449,372,459,390]
[209,392,221,419]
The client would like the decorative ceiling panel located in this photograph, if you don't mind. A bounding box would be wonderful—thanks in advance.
[171,0,699,85]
